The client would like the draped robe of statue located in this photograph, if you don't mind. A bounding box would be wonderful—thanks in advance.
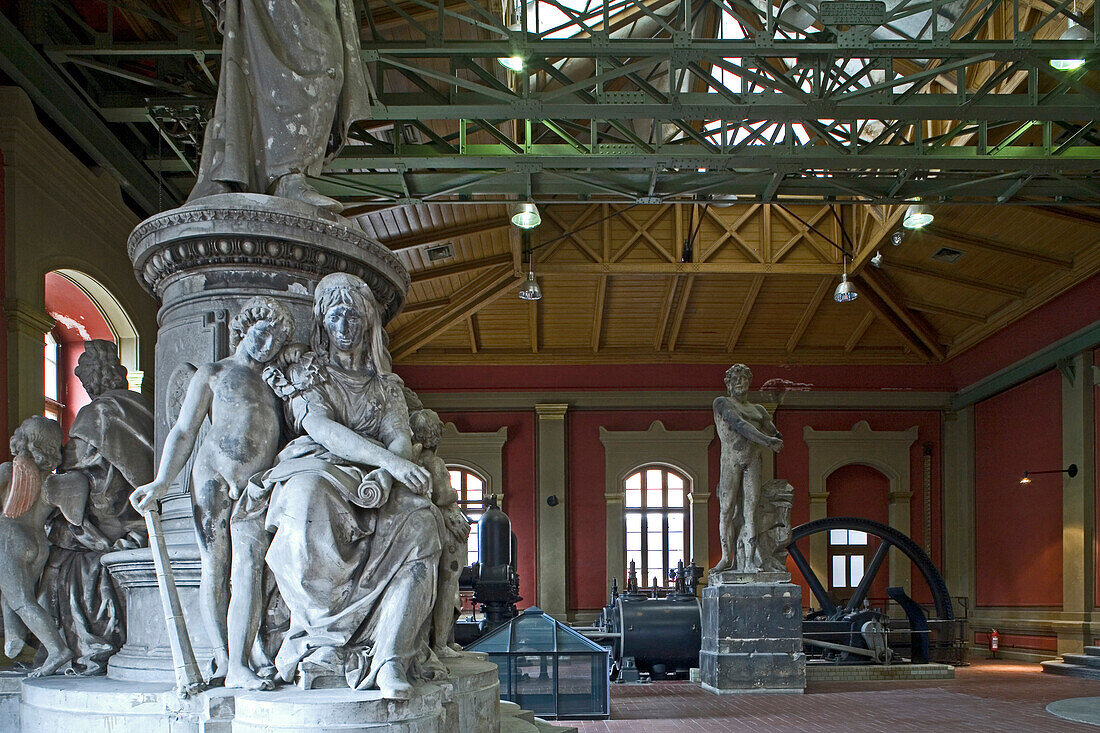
[43,388,154,674]
[190,0,374,198]
[253,357,444,686]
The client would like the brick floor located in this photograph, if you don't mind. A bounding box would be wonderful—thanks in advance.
[560,660,1100,732]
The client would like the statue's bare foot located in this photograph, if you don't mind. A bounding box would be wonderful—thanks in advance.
[710,557,732,574]
[433,644,463,659]
[376,661,413,701]
[28,649,72,678]
[271,174,343,214]
[224,666,275,691]
[4,637,24,658]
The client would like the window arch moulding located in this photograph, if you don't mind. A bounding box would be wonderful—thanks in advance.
[599,421,715,596]
[803,420,919,597]
[437,423,508,509]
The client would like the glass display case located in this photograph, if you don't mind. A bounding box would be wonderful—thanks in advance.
[468,606,611,720]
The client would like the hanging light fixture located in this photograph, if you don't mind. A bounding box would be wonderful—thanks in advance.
[511,202,541,229]
[834,255,857,303]
[902,203,934,229]
[1051,20,1091,71]
[518,270,542,301]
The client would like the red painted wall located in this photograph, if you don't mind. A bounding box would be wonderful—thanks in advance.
[1095,347,1100,609]
[44,272,114,436]
[436,410,538,609]
[399,363,955,393]
[974,370,1063,608]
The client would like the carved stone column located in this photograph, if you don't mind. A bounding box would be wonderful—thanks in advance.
[535,403,569,617]
[103,193,408,681]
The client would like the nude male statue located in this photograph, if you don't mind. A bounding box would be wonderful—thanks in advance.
[131,297,294,690]
[710,364,784,575]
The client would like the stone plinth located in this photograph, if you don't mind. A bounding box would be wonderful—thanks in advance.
[20,654,499,732]
[699,573,805,694]
[101,545,209,682]
[0,671,24,731]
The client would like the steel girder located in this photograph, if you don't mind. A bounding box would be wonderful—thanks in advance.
[11,0,1100,209]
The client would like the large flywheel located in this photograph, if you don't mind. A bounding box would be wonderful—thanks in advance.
[786,517,957,664]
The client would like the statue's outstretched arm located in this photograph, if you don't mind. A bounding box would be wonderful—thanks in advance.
[131,367,214,512]
[715,400,782,449]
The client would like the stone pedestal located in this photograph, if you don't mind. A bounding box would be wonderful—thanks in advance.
[699,571,806,694]
[0,671,24,731]
[101,545,209,682]
[108,193,410,680]
[20,655,500,732]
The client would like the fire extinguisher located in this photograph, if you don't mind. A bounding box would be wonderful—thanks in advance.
[989,629,1000,658]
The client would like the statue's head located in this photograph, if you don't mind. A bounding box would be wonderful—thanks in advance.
[311,273,390,374]
[409,408,444,451]
[230,297,295,363]
[10,415,63,472]
[75,340,128,397]
[724,363,753,397]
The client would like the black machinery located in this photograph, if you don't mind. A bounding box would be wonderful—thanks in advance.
[586,517,963,680]
[594,560,704,680]
[455,496,522,646]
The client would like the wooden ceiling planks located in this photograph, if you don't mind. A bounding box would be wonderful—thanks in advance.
[384,201,1099,365]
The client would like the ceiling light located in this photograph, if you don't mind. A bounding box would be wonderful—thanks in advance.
[890,230,904,246]
[518,271,542,301]
[833,273,857,302]
[511,202,541,229]
[710,194,739,208]
[902,204,934,229]
[498,56,525,72]
[1051,21,1091,70]
[871,251,883,268]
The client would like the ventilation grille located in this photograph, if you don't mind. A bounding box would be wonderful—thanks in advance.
[930,246,965,263]
[426,244,454,262]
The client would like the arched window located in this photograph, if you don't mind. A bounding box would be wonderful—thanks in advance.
[623,465,689,588]
[448,465,486,566]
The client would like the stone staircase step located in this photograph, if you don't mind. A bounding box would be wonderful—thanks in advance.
[1063,654,1100,669]
[500,716,540,733]
[532,718,579,733]
[1041,661,1100,681]
[1083,646,1100,657]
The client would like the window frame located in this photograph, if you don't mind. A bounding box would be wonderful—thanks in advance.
[622,464,691,588]
[447,463,489,566]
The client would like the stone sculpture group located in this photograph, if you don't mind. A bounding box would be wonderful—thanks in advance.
[130,274,467,699]
[0,343,154,679]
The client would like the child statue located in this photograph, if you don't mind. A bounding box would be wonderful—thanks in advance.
[0,416,73,677]
[130,297,294,690]
[409,408,470,658]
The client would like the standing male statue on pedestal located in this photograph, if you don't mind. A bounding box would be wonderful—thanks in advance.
[700,363,804,695]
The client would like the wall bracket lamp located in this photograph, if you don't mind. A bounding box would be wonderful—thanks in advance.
[1019,464,1078,484]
